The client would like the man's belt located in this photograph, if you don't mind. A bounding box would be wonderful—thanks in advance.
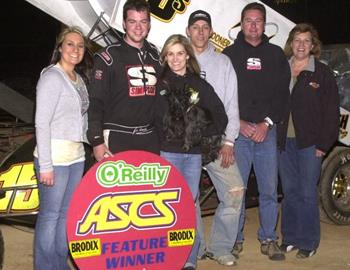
[103,123,154,135]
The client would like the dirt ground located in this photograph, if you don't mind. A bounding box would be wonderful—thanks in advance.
[1,207,350,270]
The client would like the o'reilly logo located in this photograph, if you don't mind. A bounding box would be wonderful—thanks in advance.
[96,161,170,188]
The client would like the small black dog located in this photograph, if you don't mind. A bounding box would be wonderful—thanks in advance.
[161,83,222,164]
[201,135,222,165]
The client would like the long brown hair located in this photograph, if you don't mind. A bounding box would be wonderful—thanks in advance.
[50,26,93,83]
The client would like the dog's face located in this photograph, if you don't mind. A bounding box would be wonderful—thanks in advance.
[160,81,223,163]
[166,86,190,119]
[161,86,188,142]
[162,84,209,150]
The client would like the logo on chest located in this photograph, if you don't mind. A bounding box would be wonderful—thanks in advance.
[126,65,157,97]
[246,58,262,70]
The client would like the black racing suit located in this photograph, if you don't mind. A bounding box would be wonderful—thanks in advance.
[87,39,162,154]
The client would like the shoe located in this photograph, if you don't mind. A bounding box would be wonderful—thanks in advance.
[182,262,196,270]
[182,267,195,270]
[296,249,316,259]
[280,243,297,253]
[261,240,286,261]
[232,242,243,258]
[211,254,237,266]
[197,252,208,260]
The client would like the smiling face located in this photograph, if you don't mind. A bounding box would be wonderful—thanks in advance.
[123,9,150,48]
[291,31,313,60]
[165,43,189,76]
[241,9,265,46]
[59,32,85,68]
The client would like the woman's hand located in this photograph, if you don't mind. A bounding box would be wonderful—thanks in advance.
[316,149,325,157]
[39,171,54,186]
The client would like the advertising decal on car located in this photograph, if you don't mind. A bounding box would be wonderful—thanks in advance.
[0,163,39,215]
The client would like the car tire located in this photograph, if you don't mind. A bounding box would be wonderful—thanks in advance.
[319,147,350,225]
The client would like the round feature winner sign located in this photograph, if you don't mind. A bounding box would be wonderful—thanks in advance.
[67,150,196,270]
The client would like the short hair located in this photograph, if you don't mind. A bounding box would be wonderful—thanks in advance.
[50,26,93,83]
[188,10,212,28]
[241,2,266,22]
[160,34,201,76]
[123,0,151,21]
[284,23,322,59]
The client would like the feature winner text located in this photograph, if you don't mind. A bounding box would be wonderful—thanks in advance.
[102,237,166,269]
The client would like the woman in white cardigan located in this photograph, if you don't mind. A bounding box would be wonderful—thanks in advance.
[33,26,92,270]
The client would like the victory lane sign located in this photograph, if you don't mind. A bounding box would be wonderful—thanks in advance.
[66,151,196,270]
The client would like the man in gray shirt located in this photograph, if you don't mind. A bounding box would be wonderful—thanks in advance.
[186,10,244,267]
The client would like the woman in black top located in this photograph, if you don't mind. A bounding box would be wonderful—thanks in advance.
[278,23,339,259]
[155,34,227,270]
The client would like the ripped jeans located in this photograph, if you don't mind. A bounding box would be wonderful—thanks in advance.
[197,160,244,257]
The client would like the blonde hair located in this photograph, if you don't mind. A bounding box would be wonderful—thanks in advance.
[160,34,201,76]
[284,23,322,59]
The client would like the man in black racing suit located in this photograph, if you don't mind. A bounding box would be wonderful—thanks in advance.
[87,0,162,161]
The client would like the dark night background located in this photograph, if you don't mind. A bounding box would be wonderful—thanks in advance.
[0,0,349,102]
[1,1,61,101]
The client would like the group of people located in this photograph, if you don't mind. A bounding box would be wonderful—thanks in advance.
[33,0,339,269]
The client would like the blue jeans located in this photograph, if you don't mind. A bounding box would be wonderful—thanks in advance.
[34,158,84,270]
[235,127,279,242]
[279,139,321,250]
[197,160,244,257]
[160,151,201,268]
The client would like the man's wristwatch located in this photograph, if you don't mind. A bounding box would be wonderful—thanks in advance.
[264,117,274,129]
